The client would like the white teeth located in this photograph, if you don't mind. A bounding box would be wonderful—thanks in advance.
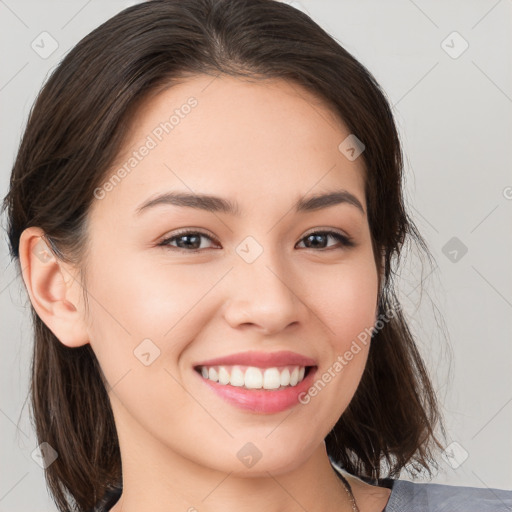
[198,364,309,390]
[280,368,290,386]
[208,367,218,382]
[263,368,281,390]
[244,367,263,389]
[230,366,245,387]
[218,366,230,385]
[290,367,299,386]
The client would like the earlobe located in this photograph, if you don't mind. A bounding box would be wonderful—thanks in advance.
[18,227,90,348]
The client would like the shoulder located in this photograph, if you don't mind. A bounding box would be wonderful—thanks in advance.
[330,461,512,512]
[384,479,512,512]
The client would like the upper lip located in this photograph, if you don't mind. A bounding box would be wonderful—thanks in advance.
[194,350,317,369]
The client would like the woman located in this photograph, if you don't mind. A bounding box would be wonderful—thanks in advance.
[2,1,511,511]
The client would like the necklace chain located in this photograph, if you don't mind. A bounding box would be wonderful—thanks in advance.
[337,472,360,512]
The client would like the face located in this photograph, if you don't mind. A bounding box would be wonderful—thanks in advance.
[80,74,380,476]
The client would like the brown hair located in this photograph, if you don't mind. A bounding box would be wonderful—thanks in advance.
[2,0,449,510]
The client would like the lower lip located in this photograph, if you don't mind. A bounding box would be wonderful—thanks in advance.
[195,367,318,414]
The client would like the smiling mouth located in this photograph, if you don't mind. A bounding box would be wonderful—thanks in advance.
[194,364,316,391]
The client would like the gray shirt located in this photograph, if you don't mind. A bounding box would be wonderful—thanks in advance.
[332,461,512,511]
[383,478,512,511]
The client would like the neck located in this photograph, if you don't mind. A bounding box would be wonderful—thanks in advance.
[109,420,355,512]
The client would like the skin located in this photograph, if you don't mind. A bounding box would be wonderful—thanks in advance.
[20,74,391,512]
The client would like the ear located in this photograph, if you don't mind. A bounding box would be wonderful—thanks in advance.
[18,226,90,348]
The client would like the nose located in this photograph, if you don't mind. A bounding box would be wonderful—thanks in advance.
[222,250,306,335]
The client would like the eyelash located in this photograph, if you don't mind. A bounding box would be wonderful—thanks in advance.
[157,228,355,253]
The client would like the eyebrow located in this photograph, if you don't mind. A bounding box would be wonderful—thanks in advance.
[135,189,365,217]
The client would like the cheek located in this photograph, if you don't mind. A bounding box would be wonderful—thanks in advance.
[86,243,215,336]
[83,249,204,436]
[309,259,379,349]
[296,266,377,437]
[83,247,224,387]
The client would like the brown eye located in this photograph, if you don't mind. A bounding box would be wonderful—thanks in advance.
[296,230,355,250]
[158,230,219,252]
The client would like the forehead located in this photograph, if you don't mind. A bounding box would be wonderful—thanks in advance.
[91,74,366,219]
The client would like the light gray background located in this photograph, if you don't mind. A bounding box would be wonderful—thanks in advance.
[1,0,511,510]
